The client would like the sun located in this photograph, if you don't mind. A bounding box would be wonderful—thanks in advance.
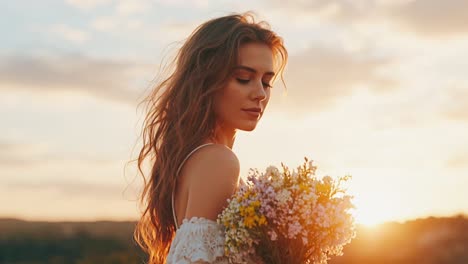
[355,208,388,228]
[353,196,394,228]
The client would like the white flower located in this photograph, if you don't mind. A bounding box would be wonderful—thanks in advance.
[266,165,280,178]
[276,189,291,205]
[272,179,283,189]
[322,175,333,185]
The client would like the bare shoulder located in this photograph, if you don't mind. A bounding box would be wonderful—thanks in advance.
[182,144,240,179]
[181,144,240,221]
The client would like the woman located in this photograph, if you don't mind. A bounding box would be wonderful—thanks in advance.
[134,12,288,263]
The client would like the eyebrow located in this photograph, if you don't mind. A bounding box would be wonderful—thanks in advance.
[233,65,275,76]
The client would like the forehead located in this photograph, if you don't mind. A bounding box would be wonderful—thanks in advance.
[237,42,274,72]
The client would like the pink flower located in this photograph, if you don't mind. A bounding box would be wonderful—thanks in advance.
[269,230,278,241]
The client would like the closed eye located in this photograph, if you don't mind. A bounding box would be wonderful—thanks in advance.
[236,78,250,84]
[236,78,272,88]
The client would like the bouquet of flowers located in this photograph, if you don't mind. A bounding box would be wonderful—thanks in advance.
[217,157,356,264]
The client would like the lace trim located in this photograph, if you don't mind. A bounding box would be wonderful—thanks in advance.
[167,217,229,264]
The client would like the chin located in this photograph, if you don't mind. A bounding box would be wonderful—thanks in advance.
[238,122,258,132]
[240,127,256,132]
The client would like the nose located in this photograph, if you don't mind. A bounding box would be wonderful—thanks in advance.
[252,80,267,101]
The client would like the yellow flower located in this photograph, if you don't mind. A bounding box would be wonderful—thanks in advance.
[299,183,309,192]
[251,200,261,207]
[258,215,267,226]
[239,206,245,216]
[316,182,331,194]
[244,216,255,228]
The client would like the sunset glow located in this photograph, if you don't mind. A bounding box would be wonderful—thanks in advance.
[354,197,395,227]
[1,0,467,223]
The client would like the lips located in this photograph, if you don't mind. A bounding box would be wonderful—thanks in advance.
[242,107,262,113]
[243,108,262,118]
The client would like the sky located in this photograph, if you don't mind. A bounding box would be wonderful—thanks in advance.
[1,0,468,225]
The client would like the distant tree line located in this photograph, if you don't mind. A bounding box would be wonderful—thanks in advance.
[0,219,146,264]
[1,215,468,264]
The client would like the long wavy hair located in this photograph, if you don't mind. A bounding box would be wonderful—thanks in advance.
[133,11,288,263]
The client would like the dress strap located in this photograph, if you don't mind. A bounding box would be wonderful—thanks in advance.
[172,143,216,230]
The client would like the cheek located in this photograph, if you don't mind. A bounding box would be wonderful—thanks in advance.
[223,81,245,103]
[226,80,243,94]
[214,84,241,118]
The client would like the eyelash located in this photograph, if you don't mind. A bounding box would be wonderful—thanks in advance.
[236,78,272,88]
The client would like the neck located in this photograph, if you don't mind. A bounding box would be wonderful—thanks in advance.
[205,123,237,149]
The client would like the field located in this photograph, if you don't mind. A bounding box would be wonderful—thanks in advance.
[1,215,467,264]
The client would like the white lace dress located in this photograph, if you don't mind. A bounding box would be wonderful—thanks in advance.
[166,216,229,264]
[166,143,233,264]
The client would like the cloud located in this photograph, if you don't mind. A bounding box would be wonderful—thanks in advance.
[267,0,468,38]
[0,53,150,105]
[0,141,119,168]
[276,44,396,114]
[49,24,90,44]
[6,179,124,198]
[48,24,90,44]
[0,141,48,167]
[442,86,468,122]
[91,16,119,32]
[388,0,468,37]
[157,20,200,41]
[91,16,143,32]
[0,141,134,200]
[66,0,154,15]
[446,153,468,168]
[155,0,210,8]
[266,0,379,25]
[115,0,152,16]
[66,0,149,33]
[65,0,113,10]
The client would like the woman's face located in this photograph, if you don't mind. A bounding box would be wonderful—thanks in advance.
[214,42,274,132]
